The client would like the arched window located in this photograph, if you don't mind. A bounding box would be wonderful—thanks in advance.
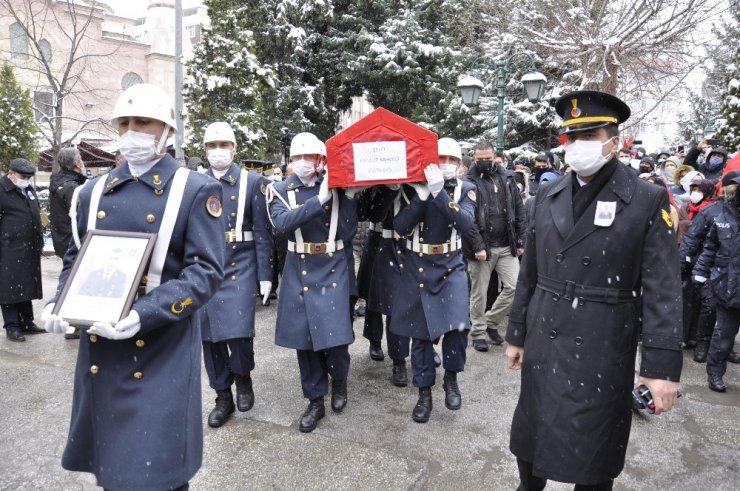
[10,22,28,60]
[38,39,52,64]
[121,72,143,90]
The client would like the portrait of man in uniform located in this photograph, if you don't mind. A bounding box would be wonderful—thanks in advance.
[78,248,127,298]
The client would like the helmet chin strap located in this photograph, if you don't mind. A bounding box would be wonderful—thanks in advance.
[156,125,171,154]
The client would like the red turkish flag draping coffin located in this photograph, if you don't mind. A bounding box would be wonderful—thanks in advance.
[326,107,438,188]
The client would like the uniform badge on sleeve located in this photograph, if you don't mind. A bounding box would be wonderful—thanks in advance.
[206,195,223,218]
[467,190,477,202]
[661,208,673,228]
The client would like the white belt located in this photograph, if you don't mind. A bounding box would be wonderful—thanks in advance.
[406,239,462,255]
[287,240,345,254]
[225,230,254,243]
[381,229,400,240]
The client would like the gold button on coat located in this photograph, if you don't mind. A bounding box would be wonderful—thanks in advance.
[135,339,145,348]
[418,267,424,272]
[97,211,106,219]
[146,214,156,223]
[419,283,424,288]
[302,270,307,276]
[231,196,236,201]
[231,275,237,281]
[332,283,337,288]
[89,335,98,343]
[134,371,143,380]
[90,365,99,374]
[303,286,309,292]
[154,189,164,196]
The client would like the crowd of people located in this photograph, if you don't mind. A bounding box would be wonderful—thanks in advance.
[0,83,738,490]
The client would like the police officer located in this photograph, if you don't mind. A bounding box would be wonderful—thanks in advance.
[693,172,740,392]
[42,83,225,490]
[392,151,476,423]
[0,158,45,342]
[505,91,681,489]
[266,132,359,433]
[198,122,273,427]
[357,184,412,386]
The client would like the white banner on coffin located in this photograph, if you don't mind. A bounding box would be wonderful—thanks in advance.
[352,141,407,181]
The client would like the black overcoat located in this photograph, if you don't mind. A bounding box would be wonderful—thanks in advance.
[506,163,683,484]
[0,176,43,304]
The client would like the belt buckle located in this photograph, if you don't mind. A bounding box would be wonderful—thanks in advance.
[563,280,575,301]
[430,245,441,255]
[312,243,327,254]
[225,230,234,243]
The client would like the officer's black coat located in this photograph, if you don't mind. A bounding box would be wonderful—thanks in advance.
[49,168,87,257]
[506,161,683,484]
[0,175,43,304]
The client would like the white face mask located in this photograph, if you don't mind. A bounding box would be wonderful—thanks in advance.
[663,167,676,182]
[293,159,317,183]
[689,191,704,204]
[440,163,458,180]
[207,148,233,170]
[619,158,630,165]
[119,129,167,166]
[15,178,31,189]
[564,138,615,177]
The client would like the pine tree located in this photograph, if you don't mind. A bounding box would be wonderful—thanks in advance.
[183,0,274,161]
[0,64,38,172]
[713,0,740,152]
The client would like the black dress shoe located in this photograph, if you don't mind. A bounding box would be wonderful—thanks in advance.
[299,398,325,432]
[684,339,697,349]
[331,378,347,413]
[391,360,408,387]
[693,342,708,363]
[207,389,235,428]
[354,305,366,317]
[433,349,442,367]
[6,328,25,342]
[708,374,726,393]
[728,351,740,364]
[369,342,384,361]
[472,339,489,352]
[234,374,255,412]
[443,371,461,410]
[486,328,504,345]
[412,387,432,423]
[269,291,278,300]
[23,323,46,334]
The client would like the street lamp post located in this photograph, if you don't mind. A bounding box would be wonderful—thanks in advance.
[457,52,547,154]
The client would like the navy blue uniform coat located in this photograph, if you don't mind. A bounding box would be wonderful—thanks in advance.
[268,174,357,351]
[391,180,476,340]
[200,166,273,341]
[56,155,225,490]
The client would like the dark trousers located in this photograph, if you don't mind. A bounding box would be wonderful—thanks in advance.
[707,304,740,378]
[681,273,701,343]
[695,285,717,343]
[411,330,467,388]
[363,310,410,361]
[202,338,255,391]
[1,301,34,330]
[516,459,613,491]
[296,345,350,400]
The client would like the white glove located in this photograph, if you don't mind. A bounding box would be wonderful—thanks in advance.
[693,275,707,284]
[260,281,272,305]
[344,186,368,199]
[318,172,331,204]
[87,310,141,340]
[410,183,430,201]
[424,164,445,198]
[42,303,69,334]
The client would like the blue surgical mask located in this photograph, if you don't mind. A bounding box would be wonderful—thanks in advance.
[708,155,723,169]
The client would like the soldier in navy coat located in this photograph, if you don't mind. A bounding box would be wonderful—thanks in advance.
[43,84,224,491]
[198,122,273,428]
[267,132,360,433]
[392,153,476,423]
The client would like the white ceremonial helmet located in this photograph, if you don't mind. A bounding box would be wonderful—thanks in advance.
[111,83,177,131]
[289,132,323,157]
[203,122,237,148]
[438,137,462,160]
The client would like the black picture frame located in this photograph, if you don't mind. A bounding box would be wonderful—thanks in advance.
[53,230,157,327]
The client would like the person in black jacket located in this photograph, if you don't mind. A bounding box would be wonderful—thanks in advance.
[693,173,740,392]
[49,147,87,257]
[463,141,526,352]
[684,139,728,183]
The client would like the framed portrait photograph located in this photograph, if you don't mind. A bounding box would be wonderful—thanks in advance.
[53,230,157,327]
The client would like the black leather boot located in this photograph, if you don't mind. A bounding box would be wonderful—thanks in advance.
[234,374,255,412]
[708,373,726,393]
[391,359,408,387]
[5,327,25,342]
[331,378,347,413]
[443,370,461,410]
[299,398,325,432]
[207,389,235,428]
[693,342,709,363]
[369,342,384,361]
[412,387,433,423]
[728,351,740,364]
